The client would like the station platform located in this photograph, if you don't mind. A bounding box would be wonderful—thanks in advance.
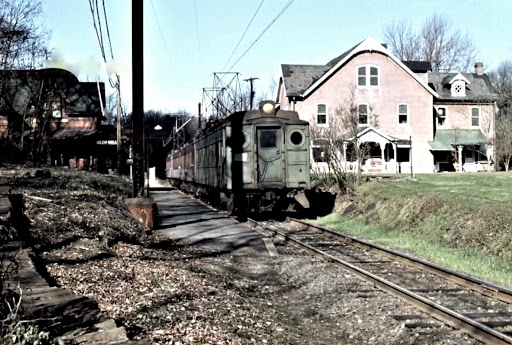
[151,189,274,255]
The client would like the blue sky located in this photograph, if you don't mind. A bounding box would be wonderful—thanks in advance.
[41,0,512,114]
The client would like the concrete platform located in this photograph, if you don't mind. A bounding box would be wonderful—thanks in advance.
[151,189,271,255]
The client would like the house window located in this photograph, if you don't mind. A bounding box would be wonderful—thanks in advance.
[317,104,327,125]
[471,107,480,127]
[312,147,327,162]
[358,67,366,86]
[358,104,368,126]
[51,101,62,118]
[437,107,446,126]
[358,66,379,87]
[477,145,488,162]
[312,139,329,162]
[398,104,408,125]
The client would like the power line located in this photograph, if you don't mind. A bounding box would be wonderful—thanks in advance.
[193,0,200,50]
[88,0,105,59]
[150,0,173,64]
[88,0,116,88]
[102,0,114,60]
[227,0,295,73]
[222,0,264,71]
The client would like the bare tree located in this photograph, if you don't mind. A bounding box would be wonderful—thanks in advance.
[383,13,477,72]
[256,78,277,105]
[0,0,50,69]
[311,86,378,190]
[383,20,420,61]
[0,0,50,163]
[495,114,512,171]
[489,60,512,114]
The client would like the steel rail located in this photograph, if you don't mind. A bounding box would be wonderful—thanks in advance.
[290,218,512,304]
[248,218,512,345]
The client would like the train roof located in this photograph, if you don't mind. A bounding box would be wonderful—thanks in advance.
[226,100,308,125]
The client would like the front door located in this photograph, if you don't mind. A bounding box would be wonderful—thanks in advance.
[256,127,283,183]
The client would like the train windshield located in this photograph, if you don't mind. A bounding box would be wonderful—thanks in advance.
[259,130,277,148]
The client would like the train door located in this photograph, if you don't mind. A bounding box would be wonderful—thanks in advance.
[256,127,284,183]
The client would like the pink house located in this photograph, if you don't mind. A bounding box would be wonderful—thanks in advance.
[276,37,498,174]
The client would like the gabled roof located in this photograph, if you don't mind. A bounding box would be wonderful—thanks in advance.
[343,126,405,143]
[448,73,470,85]
[280,37,439,99]
[429,73,498,102]
[280,64,331,98]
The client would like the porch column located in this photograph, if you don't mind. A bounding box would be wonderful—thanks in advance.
[380,142,385,172]
[393,143,397,173]
[457,145,463,172]
[343,142,347,171]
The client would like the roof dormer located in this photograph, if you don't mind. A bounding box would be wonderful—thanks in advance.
[449,73,470,97]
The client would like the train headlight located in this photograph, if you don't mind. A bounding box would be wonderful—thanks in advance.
[261,102,275,115]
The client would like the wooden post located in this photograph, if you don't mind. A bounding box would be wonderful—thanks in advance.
[116,75,122,175]
[132,0,144,197]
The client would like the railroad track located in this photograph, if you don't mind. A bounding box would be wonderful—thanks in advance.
[249,217,512,345]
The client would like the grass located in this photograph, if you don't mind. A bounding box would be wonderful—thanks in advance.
[382,172,512,203]
[313,172,512,288]
[314,213,512,288]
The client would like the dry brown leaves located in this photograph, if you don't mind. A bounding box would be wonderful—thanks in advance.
[47,243,270,344]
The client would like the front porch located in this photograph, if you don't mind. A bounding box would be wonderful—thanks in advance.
[429,129,493,172]
[342,127,411,174]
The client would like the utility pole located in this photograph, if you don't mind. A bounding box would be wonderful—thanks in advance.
[116,74,122,175]
[132,0,144,197]
[244,77,259,110]
[197,102,201,131]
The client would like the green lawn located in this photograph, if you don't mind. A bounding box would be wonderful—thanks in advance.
[313,172,512,288]
[382,173,512,203]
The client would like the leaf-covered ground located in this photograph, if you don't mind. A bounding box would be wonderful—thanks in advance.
[1,167,480,344]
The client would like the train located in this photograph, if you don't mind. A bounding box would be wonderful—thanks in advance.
[165,100,311,215]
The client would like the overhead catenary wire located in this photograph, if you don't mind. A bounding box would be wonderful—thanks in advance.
[88,0,106,59]
[193,0,200,50]
[150,0,173,65]
[221,0,264,71]
[88,0,116,88]
[102,0,115,60]
[226,0,295,73]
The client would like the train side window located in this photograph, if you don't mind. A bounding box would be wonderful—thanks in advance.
[260,131,276,148]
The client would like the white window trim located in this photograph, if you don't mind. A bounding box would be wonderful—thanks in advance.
[470,106,481,128]
[435,106,448,128]
[357,102,370,127]
[397,103,409,126]
[315,102,328,127]
[357,65,380,88]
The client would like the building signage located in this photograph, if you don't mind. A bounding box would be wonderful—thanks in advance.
[96,140,117,145]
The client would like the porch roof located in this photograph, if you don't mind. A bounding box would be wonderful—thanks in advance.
[342,126,411,145]
[428,129,487,151]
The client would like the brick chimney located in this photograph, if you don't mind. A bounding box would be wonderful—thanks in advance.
[474,62,484,75]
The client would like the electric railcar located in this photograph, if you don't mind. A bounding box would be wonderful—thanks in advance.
[166,100,311,214]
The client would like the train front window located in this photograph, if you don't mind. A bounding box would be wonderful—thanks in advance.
[260,131,277,148]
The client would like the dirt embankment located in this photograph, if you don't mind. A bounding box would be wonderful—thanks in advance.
[337,178,512,262]
[0,167,145,250]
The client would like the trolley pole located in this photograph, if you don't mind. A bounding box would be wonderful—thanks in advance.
[132,0,144,197]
